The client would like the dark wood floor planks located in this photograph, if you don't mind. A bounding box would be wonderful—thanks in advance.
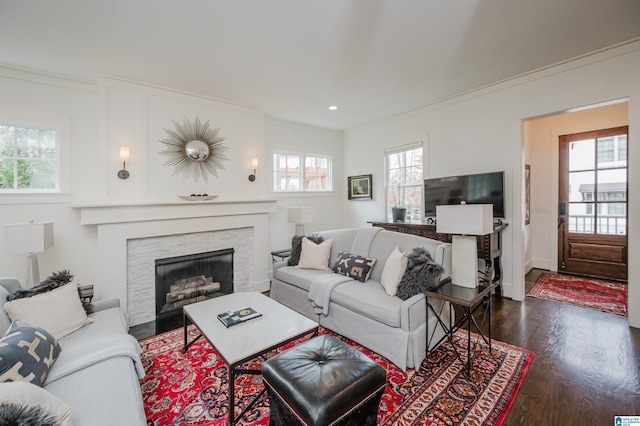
[473,269,640,425]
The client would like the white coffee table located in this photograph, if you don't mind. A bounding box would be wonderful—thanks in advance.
[182,291,318,425]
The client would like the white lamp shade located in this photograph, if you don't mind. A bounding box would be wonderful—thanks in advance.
[436,204,493,235]
[288,207,312,224]
[4,221,54,254]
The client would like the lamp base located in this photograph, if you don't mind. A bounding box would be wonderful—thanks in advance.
[24,252,40,289]
[451,235,478,288]
[294,224,305,236]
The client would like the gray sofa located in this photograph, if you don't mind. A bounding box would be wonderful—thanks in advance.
[0,277,146,426]
[270,227,454,371]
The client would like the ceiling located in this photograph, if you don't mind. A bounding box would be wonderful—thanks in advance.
[1,1,640,131]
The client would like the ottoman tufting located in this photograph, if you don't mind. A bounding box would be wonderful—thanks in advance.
[261,335,387,426]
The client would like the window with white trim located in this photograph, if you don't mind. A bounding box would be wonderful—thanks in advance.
[0,123,58,191]
[385,143,423,221]
[273,152,332,192]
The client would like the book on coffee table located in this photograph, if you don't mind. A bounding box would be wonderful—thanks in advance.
[217,306,262,328]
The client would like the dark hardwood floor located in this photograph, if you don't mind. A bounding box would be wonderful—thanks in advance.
[480,269,640,425]
[131,269,640,425]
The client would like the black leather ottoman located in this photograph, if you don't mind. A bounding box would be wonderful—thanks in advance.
[261,335,386,426]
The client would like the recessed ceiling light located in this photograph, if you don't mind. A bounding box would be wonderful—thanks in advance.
[328,105,338,111]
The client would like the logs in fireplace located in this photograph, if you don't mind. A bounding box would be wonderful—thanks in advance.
[155,248,233,333]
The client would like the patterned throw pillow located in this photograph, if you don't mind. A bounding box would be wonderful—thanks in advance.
[0,320,61,386]
[332,251,377,283]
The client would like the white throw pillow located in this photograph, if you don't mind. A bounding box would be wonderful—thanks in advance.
[296,238,334,270]
[4,281,92,340]
[381,246,408,296]
[0,381,73,426]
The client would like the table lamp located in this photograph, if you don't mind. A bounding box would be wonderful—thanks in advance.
[288,207,312,236]
[4,220,54,289]
[436,204,492,288]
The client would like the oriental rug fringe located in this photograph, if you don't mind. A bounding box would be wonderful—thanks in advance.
[527,272,627,316]
[140,326,533,425]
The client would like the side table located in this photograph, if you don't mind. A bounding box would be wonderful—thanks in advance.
[424,280,494,374]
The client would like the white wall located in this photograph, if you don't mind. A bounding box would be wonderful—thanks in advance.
[343,42,640,328]
[265,119,344,254]
[525,102,629,272]
[0,70,344,300]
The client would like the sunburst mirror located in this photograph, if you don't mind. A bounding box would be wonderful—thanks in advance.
[159,116,229,182]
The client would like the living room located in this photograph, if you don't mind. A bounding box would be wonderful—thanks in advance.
[0,2,639,423]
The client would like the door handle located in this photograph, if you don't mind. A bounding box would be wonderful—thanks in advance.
[558,218,565,229]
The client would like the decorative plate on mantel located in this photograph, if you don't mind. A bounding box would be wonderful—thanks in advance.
[178,195,218,201]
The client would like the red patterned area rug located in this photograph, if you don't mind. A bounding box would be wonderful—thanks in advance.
[140,326,533,425]
[528,272,628,316]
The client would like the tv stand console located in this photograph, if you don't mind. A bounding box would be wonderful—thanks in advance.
[368,220,508,296]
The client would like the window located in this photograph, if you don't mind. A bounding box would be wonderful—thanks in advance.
[0,124,57,191]
[273,152,332,192]
[385,144,423,221]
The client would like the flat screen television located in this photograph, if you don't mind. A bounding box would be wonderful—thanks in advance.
[424,171,505,219]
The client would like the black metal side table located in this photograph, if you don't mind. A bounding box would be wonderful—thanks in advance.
[424,280,494,374]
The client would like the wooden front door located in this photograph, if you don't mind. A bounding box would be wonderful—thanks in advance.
[558,126,628,281]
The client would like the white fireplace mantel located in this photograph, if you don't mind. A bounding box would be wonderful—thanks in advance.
[71,199,278,326]
[71,199,278,225]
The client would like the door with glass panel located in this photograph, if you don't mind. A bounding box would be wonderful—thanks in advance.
[558,126,628,281]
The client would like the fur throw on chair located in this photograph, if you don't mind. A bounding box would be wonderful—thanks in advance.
[395,247,444,301]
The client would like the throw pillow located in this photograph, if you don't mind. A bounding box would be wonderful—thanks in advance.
[331,251,377,283]
[7,270,93,314]
[380,246,408,296]
[396,247,444,300]
[0,381,72,426]
[288,235,324,266]
[0,320,61,386]
[296,238,334,270]
[4,281,93,340]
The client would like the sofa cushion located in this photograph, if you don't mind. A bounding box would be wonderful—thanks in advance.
[0,381,72,426]
[57,307,128,350]
[0,286,11,337]
[4,281,93,340]
[380,246,408,296]
[0,319,61,386]
[297,238,333,270]
[288,235,324,266]
[329,280,403,328]
[331,251,377,282]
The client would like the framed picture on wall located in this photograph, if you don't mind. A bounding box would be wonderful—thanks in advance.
[348,174,372,200]
[525,164,531,225]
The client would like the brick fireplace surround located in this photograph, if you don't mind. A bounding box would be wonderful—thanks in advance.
[73,200,277,327]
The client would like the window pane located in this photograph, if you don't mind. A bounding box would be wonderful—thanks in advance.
[597,137,614,163]
[568,170,595,202]
[386,146,423,220]
[597,207,626,235]
[16,127,56,159]
[0,158,14,188]
[569,139,594,171]
[568,202,594,234]
[0,124,57,191]
[596,169,626,201]
[618,135,627,161]
[304,156,329,191]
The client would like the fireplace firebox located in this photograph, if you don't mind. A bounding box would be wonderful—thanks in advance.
[155,248,233,333]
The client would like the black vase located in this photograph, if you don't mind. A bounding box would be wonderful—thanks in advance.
[391,207,407,222]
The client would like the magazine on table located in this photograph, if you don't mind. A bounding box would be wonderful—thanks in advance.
[217,306,262,328]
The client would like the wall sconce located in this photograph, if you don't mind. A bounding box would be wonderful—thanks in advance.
[248,157,258,182]
[118,146,130,179]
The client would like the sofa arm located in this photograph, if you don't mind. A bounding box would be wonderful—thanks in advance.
[92,298,121,313]
[400,292,427,332]
[0,277,23,294]
[272,260,288,280]
[432,243,452,280]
